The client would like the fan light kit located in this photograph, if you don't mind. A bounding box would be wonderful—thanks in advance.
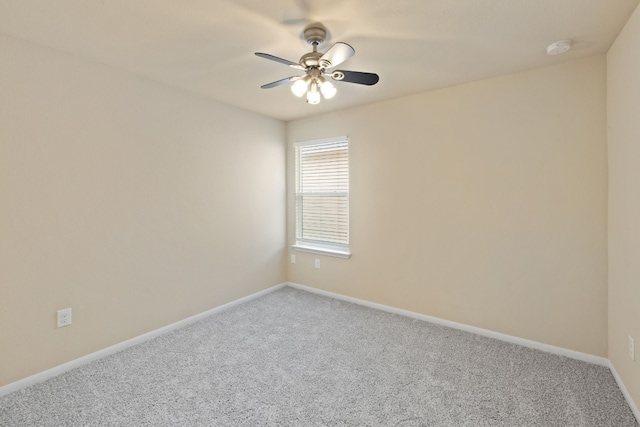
[546,39,572,55]
[255,23,379,104]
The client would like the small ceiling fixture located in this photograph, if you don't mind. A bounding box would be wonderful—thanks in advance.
[255,22,379,104]
[546,39,572,55]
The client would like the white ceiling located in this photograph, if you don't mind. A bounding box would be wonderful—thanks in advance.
[1,0,638,121]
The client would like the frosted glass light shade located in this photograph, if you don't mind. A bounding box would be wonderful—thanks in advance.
[307,89,321,104]
[307,80,320,104]
[320,81,337,99]
[291,79,308,97]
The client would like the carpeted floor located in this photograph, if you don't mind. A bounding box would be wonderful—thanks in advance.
[0,286,637,426]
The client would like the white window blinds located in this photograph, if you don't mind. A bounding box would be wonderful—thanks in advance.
[295,137,349,252]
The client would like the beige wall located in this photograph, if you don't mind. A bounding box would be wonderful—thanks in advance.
[0,34,286,387]
[608,3,640,410]
[287,55,608,356]
[1,20,626,396]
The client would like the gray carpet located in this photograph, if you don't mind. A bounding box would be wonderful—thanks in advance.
[0,286,637,426]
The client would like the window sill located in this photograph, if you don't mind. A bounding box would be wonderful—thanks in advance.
[292,244,351,259]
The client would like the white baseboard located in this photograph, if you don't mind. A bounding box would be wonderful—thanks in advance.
[609,360,640,425]
[0,283,286,398]
[286,282,608,366]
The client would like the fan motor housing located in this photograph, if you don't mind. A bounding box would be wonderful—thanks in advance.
[300,52,322,68]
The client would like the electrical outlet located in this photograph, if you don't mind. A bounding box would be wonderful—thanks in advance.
[57,308,72,328]
[291,254,296,264]
[315,259,320,269]
[629,335,635,361]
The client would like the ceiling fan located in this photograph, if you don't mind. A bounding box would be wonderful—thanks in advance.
[255,23,379,104]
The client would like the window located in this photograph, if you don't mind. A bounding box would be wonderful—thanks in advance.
[293,136,350,258]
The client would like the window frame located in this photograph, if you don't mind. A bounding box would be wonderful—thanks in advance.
[292,136,351,259]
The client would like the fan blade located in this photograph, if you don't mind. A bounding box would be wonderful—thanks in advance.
[260,76,298,89]
[255,52,304,69]
[331,70,379,86]
[319,42,355,68]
